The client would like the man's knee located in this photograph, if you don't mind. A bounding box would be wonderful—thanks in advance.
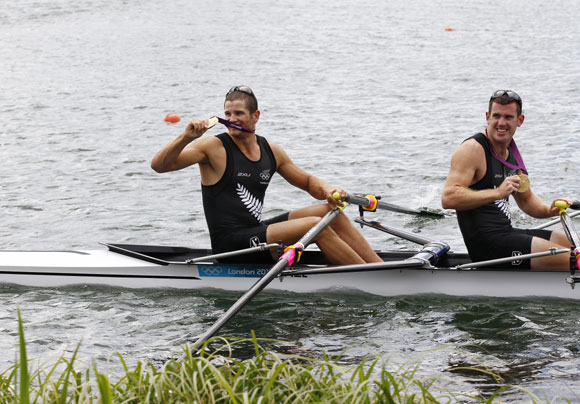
[532,236,567,253]
[288,204,331,220]
[315,221,339,240]
[303,216,321,228]
[550,231,571,248]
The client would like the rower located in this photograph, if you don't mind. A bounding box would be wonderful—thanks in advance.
[151,86,382,265]
[441,90,573,270]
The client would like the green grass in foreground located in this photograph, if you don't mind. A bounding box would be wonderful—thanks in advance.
[0,310,572,404]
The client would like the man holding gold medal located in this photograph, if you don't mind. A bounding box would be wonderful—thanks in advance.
[441,90,572,269]
[152,86,382,266]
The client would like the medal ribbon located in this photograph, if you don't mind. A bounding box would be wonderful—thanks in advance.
[486,136,528,175]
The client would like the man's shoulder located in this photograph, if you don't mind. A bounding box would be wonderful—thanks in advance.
[459,136,485,151]
[194,135,226,161]
[199,134,226,148]
[262,137,283,154]
[461,132,486,144]
[453,136,486,164]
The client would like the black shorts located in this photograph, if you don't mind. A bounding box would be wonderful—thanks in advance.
[465,228,552,269]
[213,212,290,263]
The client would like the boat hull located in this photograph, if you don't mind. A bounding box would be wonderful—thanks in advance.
[1,246,578,299]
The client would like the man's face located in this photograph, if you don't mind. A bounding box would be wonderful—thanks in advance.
[224,99,259,136]
[485,102,524,145]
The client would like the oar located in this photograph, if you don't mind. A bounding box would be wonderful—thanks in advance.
[355,217,436,245]
[556,200,580,272]
[281,241,450,276]
[454,248,570,269]
[334,192,446,218]
[192,204,344,349]
[184,243,280,264]
[532,210,580,230]
[101,242,280,265]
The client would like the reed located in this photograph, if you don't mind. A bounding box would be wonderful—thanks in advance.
[1,316,571,404]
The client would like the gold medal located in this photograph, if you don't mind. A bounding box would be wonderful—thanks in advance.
[517,170,530,193]
[206,116,218,129]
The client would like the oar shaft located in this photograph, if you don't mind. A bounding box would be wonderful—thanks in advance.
[185,243,280,264]
[343,193,422,214]
[193,257,289,346]
[282,241,450,275]
[193,207,342,348]
[555,201,580,270]
[339,192,445,217]
[455,248,570,269]
[560,212,580,272]
[561,213,580,248]
[375,201,423,215]
[283,259,424,275]
[355,218,436,245]
[532,210,580,230]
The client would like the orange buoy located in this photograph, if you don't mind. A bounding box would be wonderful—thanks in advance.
[164,113,181,123]
[444,27,454,32]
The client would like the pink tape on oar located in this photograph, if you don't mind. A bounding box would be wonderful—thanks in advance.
[575,249,580,270]
[280,242,305,267]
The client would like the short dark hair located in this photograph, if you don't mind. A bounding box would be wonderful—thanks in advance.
[488,90,522,116]
[225,86,258,113]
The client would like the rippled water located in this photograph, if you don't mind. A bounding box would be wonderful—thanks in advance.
[2,0,580,401]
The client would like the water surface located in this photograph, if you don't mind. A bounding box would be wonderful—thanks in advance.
[1,0,580,401]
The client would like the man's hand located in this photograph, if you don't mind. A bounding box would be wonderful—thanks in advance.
[328,188,347,207]
[497,175,522,198]
[151,117,216,173]
[183,118,213,141]
[549,198,575,216]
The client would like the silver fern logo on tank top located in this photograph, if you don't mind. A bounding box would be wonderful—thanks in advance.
[494,198,511,220]
[236,183,263,221]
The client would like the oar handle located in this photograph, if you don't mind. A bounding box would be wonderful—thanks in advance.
[556,199,580,214]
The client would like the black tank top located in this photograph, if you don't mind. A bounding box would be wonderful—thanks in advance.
[456,132,520,243]
[202,133,277,246]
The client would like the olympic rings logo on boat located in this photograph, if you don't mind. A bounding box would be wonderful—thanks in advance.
[201,267,223,276]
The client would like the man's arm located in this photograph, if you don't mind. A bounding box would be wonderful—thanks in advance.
[269,142,342,206]
[441,139,521,210]
[513,190,554,218]
[514,190,573,219]
[151,118,214,173]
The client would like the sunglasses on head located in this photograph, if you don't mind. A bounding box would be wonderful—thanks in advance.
[226,85,257,100]
[490,90,522,109]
